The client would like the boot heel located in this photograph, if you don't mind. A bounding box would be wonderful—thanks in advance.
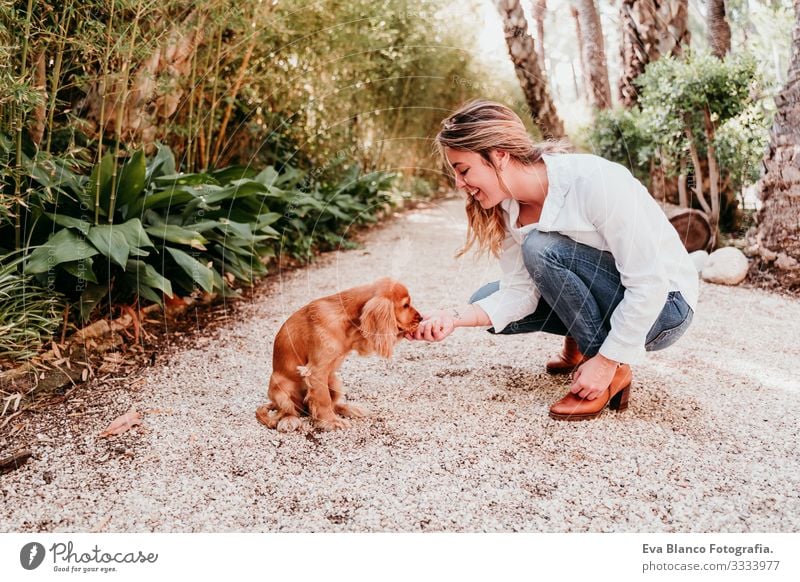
[609,384,630,412]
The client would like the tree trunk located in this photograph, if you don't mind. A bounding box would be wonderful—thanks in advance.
[493,0,565,138]
[575,0,612,109]
[569,5,587,100]
[30,51,47,147]
[754,0,800,290]
[618,0,690,107]
[707,0,732,59]
[531,0,548,77]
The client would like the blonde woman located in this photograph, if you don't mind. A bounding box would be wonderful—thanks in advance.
[408,100,698,421]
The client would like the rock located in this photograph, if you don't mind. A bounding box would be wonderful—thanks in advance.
[690,250,709,273]
[701,247,749,285]
[775,253,799,271]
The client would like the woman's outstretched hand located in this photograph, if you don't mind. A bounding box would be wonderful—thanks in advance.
[405,310,456,342]
[570,354,619,400]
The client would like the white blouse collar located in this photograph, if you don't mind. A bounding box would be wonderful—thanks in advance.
[501,153,568,230]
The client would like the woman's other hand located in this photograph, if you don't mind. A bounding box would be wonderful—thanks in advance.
[570,354,619,400]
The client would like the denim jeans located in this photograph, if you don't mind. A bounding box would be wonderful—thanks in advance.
[468,231,693,357]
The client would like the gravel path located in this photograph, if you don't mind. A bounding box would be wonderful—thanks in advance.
[2,198,800,532]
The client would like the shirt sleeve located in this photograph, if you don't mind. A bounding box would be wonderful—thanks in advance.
[473,232,541,333]
[583,165,672,364]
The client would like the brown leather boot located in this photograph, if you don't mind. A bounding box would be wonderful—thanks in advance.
[545,336,587,375]
[548,364,632,421]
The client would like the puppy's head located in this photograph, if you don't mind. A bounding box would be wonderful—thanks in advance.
[359,277,422,358]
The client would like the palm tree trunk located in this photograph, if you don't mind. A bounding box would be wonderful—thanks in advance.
[569,5,587,100]
[531,0,547,76]
[575,0,612,109]
[708,0,732,59]
[618,0,690,107]
[493,0,565,138]
[754,0,800,289]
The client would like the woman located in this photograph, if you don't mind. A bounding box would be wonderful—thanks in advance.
[408,100,698,421]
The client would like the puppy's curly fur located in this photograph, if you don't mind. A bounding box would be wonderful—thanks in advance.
[256,277,421,431]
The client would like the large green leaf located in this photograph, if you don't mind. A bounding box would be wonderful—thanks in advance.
[210,165,258,185]
[115,149,147,210]
[62,257,99,284]
[152,172,218,187]
[25,229,99,274]
[166,247,214,293]
[43,212,91,236]
[200,180,268,204]
[145,142,176,186]
[114,218,155,251]
[254,166,279,187]
[87,225,130,268]
[79,283,108,322]
[126,188,196,218]
[146,224,208,250]
[125,259,173,299]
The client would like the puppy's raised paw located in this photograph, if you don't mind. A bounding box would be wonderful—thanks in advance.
[334,403,367,418]
[315,417,351,431]
[256,405,276,428]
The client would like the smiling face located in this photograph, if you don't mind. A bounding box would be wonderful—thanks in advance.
[445,147,508,209]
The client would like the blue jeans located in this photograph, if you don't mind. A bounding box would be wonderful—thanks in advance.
[468,231,693,357]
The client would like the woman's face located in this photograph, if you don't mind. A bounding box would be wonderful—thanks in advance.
[444,147,507,209]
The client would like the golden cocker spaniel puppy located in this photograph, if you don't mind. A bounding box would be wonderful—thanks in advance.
[256,277,421,431]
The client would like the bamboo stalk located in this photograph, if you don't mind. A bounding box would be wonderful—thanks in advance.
[45,2,72,155]
[204,28,223,170]
[210,33,255,167]
[95,0,117,225]
[108,3,142,224]
[14,0,35,251]
[187,38,198,171]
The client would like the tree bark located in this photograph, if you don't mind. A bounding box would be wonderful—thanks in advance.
[531,0,548,77]
[618,0,690,107]
[708,0,732,60]
[569,5,587,100]
[754,0,800,289]
[493,0,565,138]
[575,0,612,109]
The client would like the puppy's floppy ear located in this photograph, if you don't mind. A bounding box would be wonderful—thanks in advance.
[359,296,397,358]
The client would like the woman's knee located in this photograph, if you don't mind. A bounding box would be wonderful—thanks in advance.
[521,231,566,274]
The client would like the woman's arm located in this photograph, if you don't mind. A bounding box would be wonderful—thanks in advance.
[408,303,491,342]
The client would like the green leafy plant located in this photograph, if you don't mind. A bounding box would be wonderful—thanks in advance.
[0,252,65,362]
[585,51,771,234]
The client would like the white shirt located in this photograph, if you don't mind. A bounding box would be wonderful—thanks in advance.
[473,152,699,365]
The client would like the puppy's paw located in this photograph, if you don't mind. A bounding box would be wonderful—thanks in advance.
[277,416,303,432]
[335,403,367,418]
[315,416,351,431]
[256,405,277,428]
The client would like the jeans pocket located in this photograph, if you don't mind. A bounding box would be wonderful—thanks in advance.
[645,308,694,352]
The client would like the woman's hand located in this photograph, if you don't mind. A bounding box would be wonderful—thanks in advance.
[405,310,456,342]
[570,354,619,400]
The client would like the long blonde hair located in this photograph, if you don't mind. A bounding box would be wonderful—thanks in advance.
[435,100,572,258]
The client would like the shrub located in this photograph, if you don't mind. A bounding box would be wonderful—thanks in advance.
[0,252,65,362]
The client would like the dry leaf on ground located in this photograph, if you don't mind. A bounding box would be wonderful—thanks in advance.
[99,409,142,437]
